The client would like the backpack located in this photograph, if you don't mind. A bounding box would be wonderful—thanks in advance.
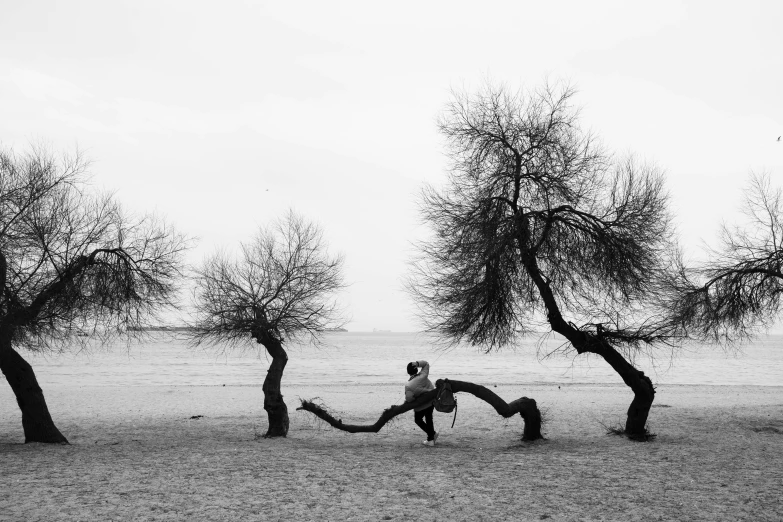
[435,379,458,428]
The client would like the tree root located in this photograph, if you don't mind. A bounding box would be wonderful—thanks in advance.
[297,378,543,441]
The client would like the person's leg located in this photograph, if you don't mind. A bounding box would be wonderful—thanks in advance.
[422,405,436,441]
[427,405,438,441]
[414,409,430,437]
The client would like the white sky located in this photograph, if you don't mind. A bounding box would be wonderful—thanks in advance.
[1,0,781,332]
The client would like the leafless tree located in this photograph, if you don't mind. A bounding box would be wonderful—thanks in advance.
[189,211,346,437]
[408,83,684,439]
[0,145,190,443]
[670,172,783,342]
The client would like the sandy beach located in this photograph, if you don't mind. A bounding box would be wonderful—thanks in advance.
[1,382,782,521]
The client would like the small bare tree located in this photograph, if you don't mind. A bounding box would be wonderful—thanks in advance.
[409,83,684,439]
[670,172,783,341]
[189,211,345,437]
[0,145,190,443]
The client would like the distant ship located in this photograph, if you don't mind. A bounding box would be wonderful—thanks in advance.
[373,328,392,333]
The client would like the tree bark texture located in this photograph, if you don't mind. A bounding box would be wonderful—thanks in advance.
[297,379,543,441]
[257,335,289,438]
[0,251,6,296]
[0,336,68,443]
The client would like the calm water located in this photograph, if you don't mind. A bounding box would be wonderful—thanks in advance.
[22,332,783,387]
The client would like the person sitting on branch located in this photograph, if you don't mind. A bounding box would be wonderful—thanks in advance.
[405,360,438,446]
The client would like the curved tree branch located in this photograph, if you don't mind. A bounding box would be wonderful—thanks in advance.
[297,379,543,441]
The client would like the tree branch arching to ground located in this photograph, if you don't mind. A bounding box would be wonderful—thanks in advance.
[408,82,686,439]
[189,210,346,438]
[0,145,190,443]
[298,379,543,441]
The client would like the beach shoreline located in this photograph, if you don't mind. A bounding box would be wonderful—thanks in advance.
[2,383,782,521]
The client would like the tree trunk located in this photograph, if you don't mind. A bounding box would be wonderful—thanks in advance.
[297,379,543,441]
[0,336,68,444]
[587,341,655,438]
[555,330,655,439]
[521,253,654,439]
[257,335,289,438]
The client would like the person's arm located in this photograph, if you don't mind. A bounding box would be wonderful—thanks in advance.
[416,360,430,380]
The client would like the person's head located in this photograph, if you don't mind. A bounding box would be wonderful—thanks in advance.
[406,362,418,376]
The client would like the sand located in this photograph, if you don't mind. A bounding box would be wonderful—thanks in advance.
[1,382,782,521]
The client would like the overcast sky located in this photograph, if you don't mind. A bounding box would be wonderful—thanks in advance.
[1,0,781,331]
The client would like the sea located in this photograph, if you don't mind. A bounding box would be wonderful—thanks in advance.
[21,331,783,388]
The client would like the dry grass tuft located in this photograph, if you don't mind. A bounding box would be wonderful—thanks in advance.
[598,418,657,441]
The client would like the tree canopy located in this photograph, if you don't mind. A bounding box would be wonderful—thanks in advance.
[410,83,681,352]
[0,145,189,350]
[190,210,346,348]
[670,172,783,342]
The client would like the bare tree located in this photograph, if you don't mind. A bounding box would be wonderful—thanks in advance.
[408,83,683,439]
[0,145,190,443]
[670,172,783,342]
[189,211,346,437]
